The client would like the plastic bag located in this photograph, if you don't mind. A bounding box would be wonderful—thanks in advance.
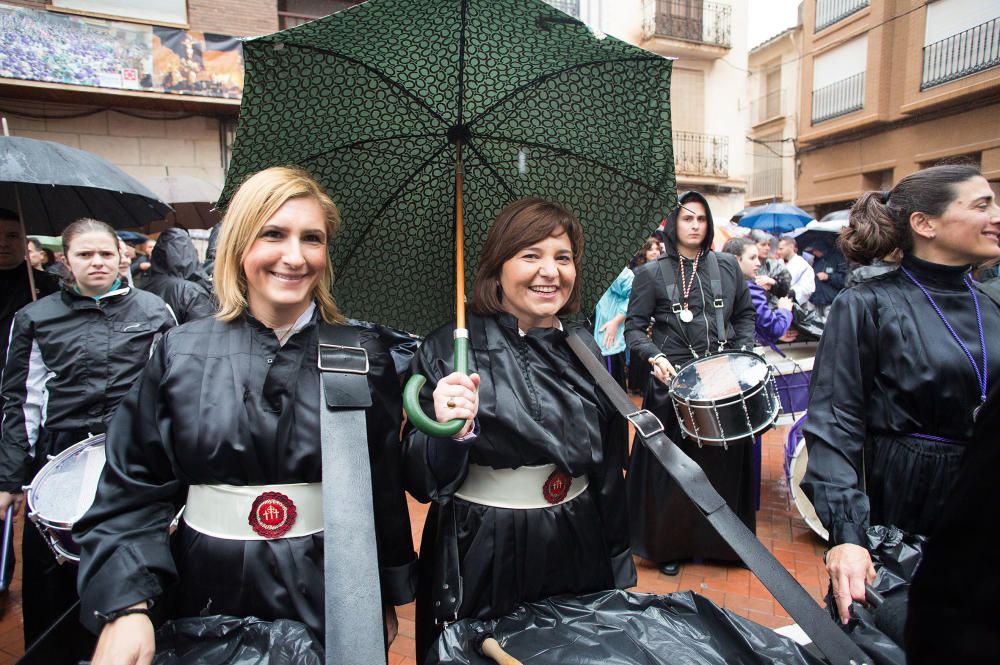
[430,589,825,664]
[825,526,925,665]
[151,615,323,665]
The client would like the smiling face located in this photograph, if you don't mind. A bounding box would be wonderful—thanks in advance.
[65,230,120,296]
[242,196,328,326]
[925,176,1000,265]
[498,232,576,330]
[675,201,708,257]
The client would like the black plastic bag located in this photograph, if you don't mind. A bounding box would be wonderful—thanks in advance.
[790,304,825,341]
[825,526,925,665]
[151,615,324,665]
[430,590,825,664]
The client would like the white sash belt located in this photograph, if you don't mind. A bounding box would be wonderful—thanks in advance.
[183,483,323,541]
[454,463,588,509]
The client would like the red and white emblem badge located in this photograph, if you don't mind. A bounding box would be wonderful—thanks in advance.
[248,491,297,538]
[542,469,572,504]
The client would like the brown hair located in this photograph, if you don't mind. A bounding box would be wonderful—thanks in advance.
[215,166,344,324]
[839,164,983,265]
[723,236,755,259]
[633,237,661,267]
[61,218,119,254]
[470,197,584,316]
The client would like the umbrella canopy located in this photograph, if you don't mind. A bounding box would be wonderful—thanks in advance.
[790,215,849,252]
[141,174,223,231]
[738,202,812,235]
[0,136,172,234]
[220,0,676,336]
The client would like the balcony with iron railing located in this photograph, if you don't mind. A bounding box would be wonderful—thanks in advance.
[749,167,784,201]
[654,0,732,48]
[674,131,729,177]
[815,0,869,32]
[811,72,864,124]
[921,17,1000,90]
[751,89,784,125]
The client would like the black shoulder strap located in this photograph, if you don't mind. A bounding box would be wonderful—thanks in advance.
[564,329,874,665]
[702,252,727,350]
[658,256,680,305]
[316,322,384,665]
[318,323,372,408]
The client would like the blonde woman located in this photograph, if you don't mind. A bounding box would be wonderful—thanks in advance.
[74,167,416,664]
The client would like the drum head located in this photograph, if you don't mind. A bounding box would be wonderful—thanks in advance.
[30,434,106,527]
[790,439,829,541]
[671,352,770,402]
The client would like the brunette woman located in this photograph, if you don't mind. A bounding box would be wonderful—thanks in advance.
[0,218,175,663]
[404,198,635,660]
[803,164,1000,623]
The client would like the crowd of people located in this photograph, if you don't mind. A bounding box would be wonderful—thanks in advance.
[0,162,997,664]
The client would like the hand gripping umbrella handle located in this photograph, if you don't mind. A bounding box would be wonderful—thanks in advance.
[403,333,470,437]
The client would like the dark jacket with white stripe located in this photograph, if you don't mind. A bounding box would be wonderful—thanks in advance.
[0,286,175,491]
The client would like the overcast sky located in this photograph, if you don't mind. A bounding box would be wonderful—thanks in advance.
[746,0,802,50]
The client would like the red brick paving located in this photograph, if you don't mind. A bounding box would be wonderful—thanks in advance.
[0,423,830,665]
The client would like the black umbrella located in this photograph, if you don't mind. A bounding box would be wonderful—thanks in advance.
[0,136,172,235]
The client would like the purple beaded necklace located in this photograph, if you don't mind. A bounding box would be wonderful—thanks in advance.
[900,265,988,420]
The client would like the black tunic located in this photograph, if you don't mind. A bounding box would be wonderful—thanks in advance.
[623,247,756,563]
[403,313,635,658]
[74,311,417,637]
[802,255,1000,547]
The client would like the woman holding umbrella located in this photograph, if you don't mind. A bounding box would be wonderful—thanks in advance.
[74,167,417,664]
[403,198,636,659]
[803,164,1000,624]
[0,217,175,663]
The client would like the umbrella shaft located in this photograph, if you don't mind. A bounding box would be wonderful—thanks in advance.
[455,143,466,329]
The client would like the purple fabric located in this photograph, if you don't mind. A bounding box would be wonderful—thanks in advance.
[748,281,792,342]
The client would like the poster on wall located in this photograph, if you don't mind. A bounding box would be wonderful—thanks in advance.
[0,3,243,99]
[153,28,244,99]
[0,5,153,90]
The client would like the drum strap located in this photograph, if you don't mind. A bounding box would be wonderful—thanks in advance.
[702,252,728,350]
[317,323,386,665]
[565,330,873,665]
[658,252,728,351]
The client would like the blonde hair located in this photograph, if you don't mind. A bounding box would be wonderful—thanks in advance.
[214,166,344,323]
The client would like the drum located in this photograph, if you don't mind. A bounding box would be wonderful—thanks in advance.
[669,351,780,448]
[757,342,817,426]
[24,433,106,564]
[785,431,828,541]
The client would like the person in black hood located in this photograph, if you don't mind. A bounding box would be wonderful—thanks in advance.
[140,228,215,323]
[624,191,756,576]
[202,220,221,281]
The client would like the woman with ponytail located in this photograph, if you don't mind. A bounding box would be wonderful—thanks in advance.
[801,165,1000,624]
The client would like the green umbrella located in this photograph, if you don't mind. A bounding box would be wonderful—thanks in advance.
[221,0,676,434]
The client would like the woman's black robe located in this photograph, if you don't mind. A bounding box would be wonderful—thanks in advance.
[802,255,1000,546]
[74,312,418,638]
[403,312,636,659]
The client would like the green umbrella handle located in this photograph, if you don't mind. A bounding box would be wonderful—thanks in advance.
[403,333,470,437]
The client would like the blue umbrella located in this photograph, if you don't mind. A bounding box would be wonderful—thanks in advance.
[738,202,812,234]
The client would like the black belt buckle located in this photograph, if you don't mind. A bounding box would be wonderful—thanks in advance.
[627,409,664,439]
[317,343,370,375]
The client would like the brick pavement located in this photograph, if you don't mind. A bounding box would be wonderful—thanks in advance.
[0,423,830,664]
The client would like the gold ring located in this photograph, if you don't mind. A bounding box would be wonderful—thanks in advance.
[447,399,456,408]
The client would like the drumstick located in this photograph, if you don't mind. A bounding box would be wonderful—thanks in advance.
[480,636,524,665]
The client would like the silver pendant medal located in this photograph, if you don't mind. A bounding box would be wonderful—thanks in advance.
[679,308,694,323]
